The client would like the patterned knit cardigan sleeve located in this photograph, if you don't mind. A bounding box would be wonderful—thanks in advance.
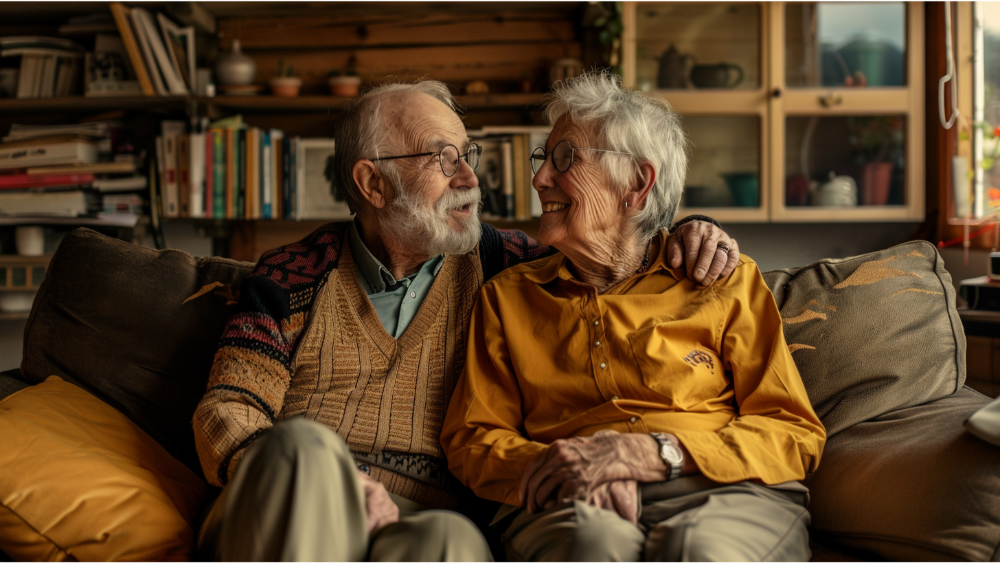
[193,223,348,487]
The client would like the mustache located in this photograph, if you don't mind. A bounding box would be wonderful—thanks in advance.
[434,186,482,214]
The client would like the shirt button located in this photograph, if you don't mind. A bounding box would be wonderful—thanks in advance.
[612,395,619,401]
[594,320,600,326]
[409,291,416,298]
[600,363,606,369]
[595,341,601,346]
[630,416,637,423]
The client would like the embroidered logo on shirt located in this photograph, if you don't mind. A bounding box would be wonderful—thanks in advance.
[684,350,715,373]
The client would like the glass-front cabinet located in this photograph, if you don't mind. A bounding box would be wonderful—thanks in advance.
[623,1,925,222]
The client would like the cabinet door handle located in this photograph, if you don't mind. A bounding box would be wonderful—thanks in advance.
[771,87,782,98]
[819,92,843,108]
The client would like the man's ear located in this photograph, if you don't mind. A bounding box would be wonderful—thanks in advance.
[352,160,389,209]
[627,161,656,210]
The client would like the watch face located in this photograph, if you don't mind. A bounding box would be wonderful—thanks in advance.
[662,443,683,465]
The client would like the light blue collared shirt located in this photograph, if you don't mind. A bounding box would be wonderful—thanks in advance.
[348,221,444,338]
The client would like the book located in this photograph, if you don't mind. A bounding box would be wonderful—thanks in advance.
[133,7,187,95]
[271,129,284,219]
[0,173,95,190]
[159,120,185,217]
[262,130,273,219]
[59,13,119,36]
[177,134,191,217]
[15,55,42,99]
[225,128,234,219]
[211,129,225,219]
[245,127,257,219]
[0,190,99,217]
[204,131,215,218]
[154,136,166,217]
[0,137,98,170]
[108,2,155,96]
[38,56,57,98]
[236,128,246,219]
[102,193,144,214]
[282,136,292,219]
[92,176,147,192]
[26,161,135,175]
[127,6,167,96]
[156,14,195,92]
[189,132,205,219]
[5,122,109,142]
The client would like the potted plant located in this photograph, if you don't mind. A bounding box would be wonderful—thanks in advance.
[270,59,301,97]
[327,57,361,97]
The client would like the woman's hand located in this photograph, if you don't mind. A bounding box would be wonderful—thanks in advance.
[667,221,740,286]
[584,479,639,524]
[519,430,664,514]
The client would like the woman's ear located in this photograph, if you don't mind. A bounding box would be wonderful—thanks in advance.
[352,160,388,209]
[628,161,657,210]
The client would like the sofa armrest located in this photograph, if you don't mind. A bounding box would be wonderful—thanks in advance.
[0,368,28,401]
[0,368,21,380]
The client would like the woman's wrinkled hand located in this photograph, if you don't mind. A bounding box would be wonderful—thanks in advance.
[519,430,661,514]
[666,221,740,286]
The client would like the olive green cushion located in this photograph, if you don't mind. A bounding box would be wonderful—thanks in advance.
[762,240,965,438]
[19,228,254,475]
[804,386,1000,561]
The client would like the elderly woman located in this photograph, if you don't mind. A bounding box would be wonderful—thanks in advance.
[440,72,826,562]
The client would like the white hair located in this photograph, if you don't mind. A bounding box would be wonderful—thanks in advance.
[544,71,688,239]
[333,80,461,215]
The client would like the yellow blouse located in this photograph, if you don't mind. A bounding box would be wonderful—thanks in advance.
[441,230,826,506]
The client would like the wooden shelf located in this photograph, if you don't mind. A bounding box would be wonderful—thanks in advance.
[0,312,29,321]
[0,92,547,114]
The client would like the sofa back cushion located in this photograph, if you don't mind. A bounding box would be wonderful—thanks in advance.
[20,228,253,475]
[761,240,966,437]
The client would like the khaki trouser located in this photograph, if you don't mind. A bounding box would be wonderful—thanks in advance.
[500,475,811,562]
[198,418,492,562]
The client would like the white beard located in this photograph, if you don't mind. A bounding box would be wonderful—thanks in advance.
[380,184,483,256]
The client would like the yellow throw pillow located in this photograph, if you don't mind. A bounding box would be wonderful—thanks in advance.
[0,376,208,561]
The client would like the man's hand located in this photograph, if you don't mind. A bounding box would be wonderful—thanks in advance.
[519,430,663,514]
[359,470,399,534]
[667,221,740,286]
[586,479,639,524]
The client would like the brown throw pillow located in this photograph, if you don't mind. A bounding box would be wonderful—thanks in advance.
[19,228,253,476]
[762,240,965,438]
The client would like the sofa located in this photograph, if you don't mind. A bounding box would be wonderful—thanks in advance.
[0,227,999,562]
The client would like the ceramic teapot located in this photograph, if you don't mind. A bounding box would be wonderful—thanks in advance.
[811,171,858,207]
[657,45,694,89]
[690,62,743,89]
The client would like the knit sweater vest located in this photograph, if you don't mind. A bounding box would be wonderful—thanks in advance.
[282,237,483,508]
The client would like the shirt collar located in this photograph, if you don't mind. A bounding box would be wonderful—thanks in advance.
[521,229,683,285]
[349,221,444,293]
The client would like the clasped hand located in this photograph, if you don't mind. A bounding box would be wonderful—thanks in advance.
[519,430,659,525]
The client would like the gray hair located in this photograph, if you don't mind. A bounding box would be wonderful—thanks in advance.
[333,80,460,215]
[544,71,688,239]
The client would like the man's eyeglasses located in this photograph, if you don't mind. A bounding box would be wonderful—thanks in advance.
[370,143,482,177]
[529,139,632,174]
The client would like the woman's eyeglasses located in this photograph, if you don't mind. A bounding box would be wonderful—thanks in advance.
[529,140,632,174]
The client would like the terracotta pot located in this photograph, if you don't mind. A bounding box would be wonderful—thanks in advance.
[270,77,302,97]
[328,75,361,97]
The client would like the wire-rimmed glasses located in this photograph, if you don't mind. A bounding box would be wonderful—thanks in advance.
[369,143,482,177]
[529,140,632,174]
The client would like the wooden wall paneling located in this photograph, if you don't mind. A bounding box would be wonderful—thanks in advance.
[220,14,577,49]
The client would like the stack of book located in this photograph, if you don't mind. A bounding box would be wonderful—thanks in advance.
[155,117,351,221]
[108,2,196,97]
[0,123,146,219]
[0,36,85,99]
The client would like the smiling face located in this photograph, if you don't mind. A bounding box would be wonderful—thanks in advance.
[532,116,628,258]
[380,92,482,255]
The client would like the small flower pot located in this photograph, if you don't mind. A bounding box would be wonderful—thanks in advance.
[328,75,361,97]
[270,77,302,97]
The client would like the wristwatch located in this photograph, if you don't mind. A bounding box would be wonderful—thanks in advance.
[650,432,683,481]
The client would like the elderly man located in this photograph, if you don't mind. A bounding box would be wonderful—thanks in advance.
[192,79,739,561]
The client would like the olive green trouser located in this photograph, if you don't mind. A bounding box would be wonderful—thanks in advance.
[500,475,811,562]
[198,418,492,562]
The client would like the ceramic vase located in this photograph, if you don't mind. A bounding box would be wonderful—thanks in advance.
[215,39,256,86]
